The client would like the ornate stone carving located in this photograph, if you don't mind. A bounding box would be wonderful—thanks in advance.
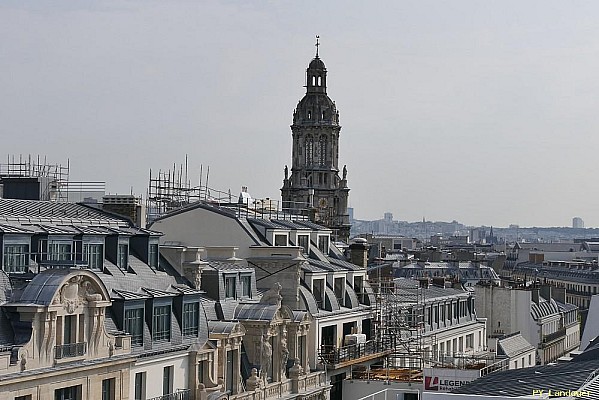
[246,368,262,391]
[60,276,82,313]
[57,276,104,313]
[260,282,282,307]
[260,334,272,381]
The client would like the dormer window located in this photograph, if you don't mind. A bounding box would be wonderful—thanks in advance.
[182,302,200,337]
[83,242,103,270]
[49,240,72,261]
[124,307,144,346]
[241,274,252,298]
[3,243,29,273]
[224,275,236,299]
[297,235,309,254]
[152,304,171,342]
[317,235,329,254]
[117,243,129,270]
[274,234,288,246]
[149,243,159,268]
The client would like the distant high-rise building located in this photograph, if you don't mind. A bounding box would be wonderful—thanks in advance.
[573,217,584,229]
[281,40,351,242]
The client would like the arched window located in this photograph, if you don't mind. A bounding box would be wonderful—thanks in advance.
[318,135,327,165]
[307,111,311,120]
[312,76,316,86]
[305,136,313,165]
[322,111,326,120]
[317,76,322,86]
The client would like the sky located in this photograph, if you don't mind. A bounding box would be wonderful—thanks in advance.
[2,1,599,228]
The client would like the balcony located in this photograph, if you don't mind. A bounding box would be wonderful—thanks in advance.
[55,342,87,359]
[318,339,392,368]
[148,389,191,400]
[541,327,566,347]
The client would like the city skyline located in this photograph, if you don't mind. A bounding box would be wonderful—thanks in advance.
[2,1,599,227]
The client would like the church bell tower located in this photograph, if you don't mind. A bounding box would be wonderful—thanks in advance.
[281,37,351,242]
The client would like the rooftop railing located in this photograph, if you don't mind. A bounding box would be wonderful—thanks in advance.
[148,389,191,400]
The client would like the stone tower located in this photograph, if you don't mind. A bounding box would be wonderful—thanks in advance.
[281,41,351,243]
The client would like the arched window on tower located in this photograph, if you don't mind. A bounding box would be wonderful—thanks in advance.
[305,136,314,166]
[317,76,322,86]
[312,76,316,86]
[318,135,327,166]
[307,111,312,120]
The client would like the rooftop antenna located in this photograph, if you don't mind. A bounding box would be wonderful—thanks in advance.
[315,35,320,58]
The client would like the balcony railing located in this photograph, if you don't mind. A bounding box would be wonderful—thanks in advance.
[542,327,566,345]
[148,389,191,400]
[55,342,87,359]
[318,339,390,366]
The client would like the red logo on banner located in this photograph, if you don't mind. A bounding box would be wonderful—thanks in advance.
[425,376,439,391]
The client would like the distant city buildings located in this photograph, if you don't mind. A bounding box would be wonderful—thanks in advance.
[573,216,584,229]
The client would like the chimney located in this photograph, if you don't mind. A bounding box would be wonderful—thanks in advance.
[349,239,369,268]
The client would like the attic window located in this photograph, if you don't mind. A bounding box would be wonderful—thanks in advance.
[225,275,236,299]
[274,234,288,246]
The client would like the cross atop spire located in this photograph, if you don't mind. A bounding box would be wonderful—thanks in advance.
[315,35,320,58]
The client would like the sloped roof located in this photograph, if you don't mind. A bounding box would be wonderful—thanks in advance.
[497,332,535,358]
[453,359,599,396]
[0,198,128,226]
[235,303,279,321]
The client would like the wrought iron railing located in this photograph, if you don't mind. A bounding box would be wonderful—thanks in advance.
[55,342,87,359]
[148,389,191,400]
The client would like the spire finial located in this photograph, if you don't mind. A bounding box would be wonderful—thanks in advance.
[315,35,320,58]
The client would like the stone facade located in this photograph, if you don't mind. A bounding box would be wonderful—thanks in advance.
[281,49,351,243]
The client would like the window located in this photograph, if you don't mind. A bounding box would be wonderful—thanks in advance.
[117,243,129,270]
[334,277,344,305]
[149,243,159,268]
[49,241,72,261]
[153,305,171,342]
[353,276,363,302]
[163,366,173,396]
[55,385,81,400]
[241,275,251,298]
[64,315,75,344]
[298,335,305,367]
[3,243,29,273]
[313,279,324,308]
[225,276,236,299]
[134,372,146,400]
[124,308,144,346]
[198,360,208,384]
[83,243,103,270]
[101,378,115,400]
[317,235,329,254]
[274,234,287,246]
[466,334,473,349]
[305,135,313,165]
[182,302,199,337]
[318,136,327,165]
[297,235,309,254]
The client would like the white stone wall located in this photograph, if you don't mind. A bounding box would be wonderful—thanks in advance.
[129,352,190,400]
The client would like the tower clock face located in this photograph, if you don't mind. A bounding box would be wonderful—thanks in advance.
[319,198,328,208]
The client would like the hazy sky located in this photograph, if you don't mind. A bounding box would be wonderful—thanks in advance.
[2,1,599,227]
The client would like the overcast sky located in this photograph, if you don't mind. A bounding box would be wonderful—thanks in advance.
[2,1,599,227]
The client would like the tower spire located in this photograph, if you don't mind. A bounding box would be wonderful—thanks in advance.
[315,35,320,58]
